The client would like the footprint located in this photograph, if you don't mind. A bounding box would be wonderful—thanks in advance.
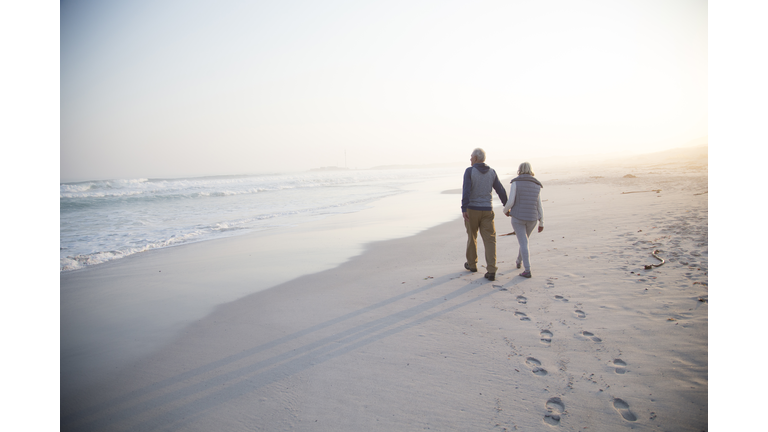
[543,397,565,426]
[514,311,531,321]
[525,357,548,376]
[612,398,637,422]
[525,357,541,367]
[540,329,553,346]
[613,359,627,374]
[517,295,528,304]
[581,331,602,342]
[554,295,569,302]
[574,309,586,319]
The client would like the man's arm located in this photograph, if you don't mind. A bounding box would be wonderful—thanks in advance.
[492,174,508,207]
[461,167,472,218]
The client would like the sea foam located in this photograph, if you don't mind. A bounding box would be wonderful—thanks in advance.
[60,168,458,271]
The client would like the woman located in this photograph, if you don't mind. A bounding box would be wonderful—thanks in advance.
[503,162,544,278]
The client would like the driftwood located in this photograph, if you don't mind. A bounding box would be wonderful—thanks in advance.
[621,189,661,194]
[644,250,665,269]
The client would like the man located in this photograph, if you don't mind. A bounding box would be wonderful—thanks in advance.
[461,148,508,281]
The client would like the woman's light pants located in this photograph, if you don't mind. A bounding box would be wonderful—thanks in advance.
[511,216,538,272]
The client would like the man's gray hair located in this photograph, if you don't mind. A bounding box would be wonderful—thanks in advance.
[471,148,486,163]
[518,162,534,176]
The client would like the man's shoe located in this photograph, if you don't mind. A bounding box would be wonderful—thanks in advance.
[519,270,531,278]
[484,272,495,281]
[464,262,478,272]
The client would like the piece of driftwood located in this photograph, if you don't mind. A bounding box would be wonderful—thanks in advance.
[621,189,661,194]
[644,250,665,269]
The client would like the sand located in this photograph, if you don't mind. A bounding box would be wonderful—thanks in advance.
[60,160,708,431]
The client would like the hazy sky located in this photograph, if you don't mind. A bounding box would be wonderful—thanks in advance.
[61,0,707,181]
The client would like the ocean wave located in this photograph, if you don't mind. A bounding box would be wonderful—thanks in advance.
[60,168,458,272]
[60,227,214,272]
[60,188,403,272]
[60,170,448,200]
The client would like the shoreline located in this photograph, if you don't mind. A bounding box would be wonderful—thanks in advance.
[62,166,708,431]
[59,168,467,273]
[61,174,464,394]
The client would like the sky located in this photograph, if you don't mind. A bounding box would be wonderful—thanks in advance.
[60,0,708,181]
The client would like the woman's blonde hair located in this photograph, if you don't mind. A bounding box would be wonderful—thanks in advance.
[518,162,534,176]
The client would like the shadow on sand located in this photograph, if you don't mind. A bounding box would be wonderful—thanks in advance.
[62,273,496,431]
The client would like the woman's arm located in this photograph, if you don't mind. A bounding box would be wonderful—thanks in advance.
[537,193,544,229]
[503,182,516,215]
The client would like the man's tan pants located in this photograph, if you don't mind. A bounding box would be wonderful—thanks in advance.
[465,209,497,274]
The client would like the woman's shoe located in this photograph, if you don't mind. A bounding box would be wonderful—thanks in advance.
[516,261,522,269]
[519,270,532,278]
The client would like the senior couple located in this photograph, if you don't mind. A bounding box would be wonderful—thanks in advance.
[461,148,543,281]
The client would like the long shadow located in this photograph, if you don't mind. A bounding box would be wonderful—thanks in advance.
[66,276,495,431]
[62,273,484,430]
[173,285,498,431]
[140,278,496,431]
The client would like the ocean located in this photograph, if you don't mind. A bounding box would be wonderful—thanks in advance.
[60,168,462,272]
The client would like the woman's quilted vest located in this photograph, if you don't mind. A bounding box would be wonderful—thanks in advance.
[510,175,541,221]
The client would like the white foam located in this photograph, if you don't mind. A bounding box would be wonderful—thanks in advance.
[60,168,461,271]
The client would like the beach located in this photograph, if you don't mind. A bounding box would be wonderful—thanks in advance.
[60,157,708,431]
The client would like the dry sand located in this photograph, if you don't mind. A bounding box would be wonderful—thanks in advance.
[61,159,708,431]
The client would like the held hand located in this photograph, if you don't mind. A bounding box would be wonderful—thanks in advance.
[463,212,469,221]
[538,226,544,233]
[504,209,511,217]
